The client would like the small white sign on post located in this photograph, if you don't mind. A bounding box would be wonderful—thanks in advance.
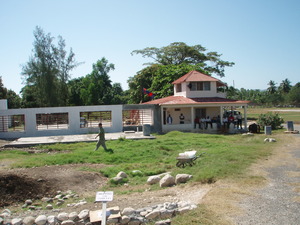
[95,191,114,225]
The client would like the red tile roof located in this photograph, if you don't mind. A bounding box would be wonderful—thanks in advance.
[142,96,250,105]
[172,70,226,87]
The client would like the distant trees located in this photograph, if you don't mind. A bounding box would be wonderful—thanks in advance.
[226,78,299,107]
[21,26,80,107]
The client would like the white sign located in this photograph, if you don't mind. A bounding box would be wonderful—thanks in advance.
[95,191,114,202]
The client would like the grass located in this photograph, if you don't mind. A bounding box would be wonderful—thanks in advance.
[5,131,272,185]
[246,107,300,123]
[0,130,289,224]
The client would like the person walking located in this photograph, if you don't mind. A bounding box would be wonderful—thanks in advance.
[94,123,107,151]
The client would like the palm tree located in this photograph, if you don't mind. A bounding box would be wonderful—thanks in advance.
[267,80,277,94]
[279,78,291,94]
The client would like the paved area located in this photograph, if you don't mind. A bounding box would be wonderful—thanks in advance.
[2,132,155,148]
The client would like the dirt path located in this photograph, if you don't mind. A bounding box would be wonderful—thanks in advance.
[232,134,300,225]
[200,132,300,225]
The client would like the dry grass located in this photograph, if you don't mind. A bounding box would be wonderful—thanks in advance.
[196,133,300,224]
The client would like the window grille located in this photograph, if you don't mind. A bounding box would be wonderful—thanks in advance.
[36,113,69,130]
[122,109,153,126]
[80,111,112,128]
[0,115,25,132]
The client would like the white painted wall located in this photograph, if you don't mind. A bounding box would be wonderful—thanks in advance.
[0,103,123,139]
[174,81,226,98]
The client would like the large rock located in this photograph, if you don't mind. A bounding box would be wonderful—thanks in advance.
[23,216,35,225]
[117,171,128,178]
[147,175,161,185]
[175,174,193,184]
[35,215,47,225]
[159,174,175,187]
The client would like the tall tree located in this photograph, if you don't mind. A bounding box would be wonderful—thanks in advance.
[267,80,277,94]
[21,26,80,107]
[131,42,234,77]
[0,76,7,99]
[79,58,115,105]
[278,78,291,94]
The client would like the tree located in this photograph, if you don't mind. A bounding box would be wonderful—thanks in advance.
[79,58,115,105]
[128,64,208,103]
[21,26,80,107]
[131,42,234,78]
[7,89,22,109]
[278,78,291,94]
[287,82,300,106]
[0,76,7,99]
[267,80,277,94]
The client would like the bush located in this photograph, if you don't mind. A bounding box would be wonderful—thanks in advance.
[257,112,284,130]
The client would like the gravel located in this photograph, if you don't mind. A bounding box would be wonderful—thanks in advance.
[233,125,300,225]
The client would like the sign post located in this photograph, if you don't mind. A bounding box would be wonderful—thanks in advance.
[95,191,114,225]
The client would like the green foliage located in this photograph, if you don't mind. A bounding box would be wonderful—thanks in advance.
[21,26,80,107]
[129,42,235,103]
[287,82,300,106]
[257,112,284,129]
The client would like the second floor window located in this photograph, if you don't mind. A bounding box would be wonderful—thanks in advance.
[190,82,211,91]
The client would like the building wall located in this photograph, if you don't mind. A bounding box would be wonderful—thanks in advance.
[174,82,226,98]
[0,101,161,139]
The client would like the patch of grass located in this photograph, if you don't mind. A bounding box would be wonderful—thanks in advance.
[247,107,300,123]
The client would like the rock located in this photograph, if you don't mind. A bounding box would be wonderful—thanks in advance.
[145,210,160,220]
[46,204,53,210]
[147,175,161,185]
[117,171,128,178]
[11,218,22,225]
[23,216,35,225]
[47,215,57,225]
[68,212,78,221]
[61,219,75,225]
[175,174,192,184]
[159,174,175,187]
[120,215,130,224]
[57,212,69,221]
[155,219,171,225]
[122,207,135,216]
[35,215,47,225]
[78,209,89,220]
[25,199,33,205]
[111,176,124,184]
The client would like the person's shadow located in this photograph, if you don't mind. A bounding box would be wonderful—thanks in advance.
[105,148,114,153]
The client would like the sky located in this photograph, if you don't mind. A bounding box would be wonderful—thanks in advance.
[0,0,299,95]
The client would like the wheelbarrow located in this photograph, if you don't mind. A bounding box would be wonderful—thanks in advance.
[176,152,205,168]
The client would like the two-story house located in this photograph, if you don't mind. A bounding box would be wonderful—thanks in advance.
[143,70,250,133]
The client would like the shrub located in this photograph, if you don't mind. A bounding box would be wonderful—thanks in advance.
[257,112,284,130]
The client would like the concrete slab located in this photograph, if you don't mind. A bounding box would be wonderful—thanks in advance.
[3,132,155,148]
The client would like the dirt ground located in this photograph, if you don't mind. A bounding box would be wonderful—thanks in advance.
[0,143,211,216]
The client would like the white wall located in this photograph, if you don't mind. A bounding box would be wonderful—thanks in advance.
[174,82,226,98]
[0,104,123,139]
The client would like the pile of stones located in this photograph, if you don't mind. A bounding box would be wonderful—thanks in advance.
[1,172,196,225]
[1,200,196,225]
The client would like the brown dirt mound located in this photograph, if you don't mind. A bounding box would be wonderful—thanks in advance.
[0,174,55,207]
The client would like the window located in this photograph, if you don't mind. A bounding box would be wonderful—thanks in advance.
[190,82,211,91]
[176,84,182,92]
[0,115,25,132]
[36,113,69,130]
[123,109,153,126]
[80,111,112,128]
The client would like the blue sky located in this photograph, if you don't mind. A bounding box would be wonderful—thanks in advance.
[0,0,299,95]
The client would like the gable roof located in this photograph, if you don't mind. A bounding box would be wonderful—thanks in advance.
[172,70,226,87]
[142,95,250,105]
